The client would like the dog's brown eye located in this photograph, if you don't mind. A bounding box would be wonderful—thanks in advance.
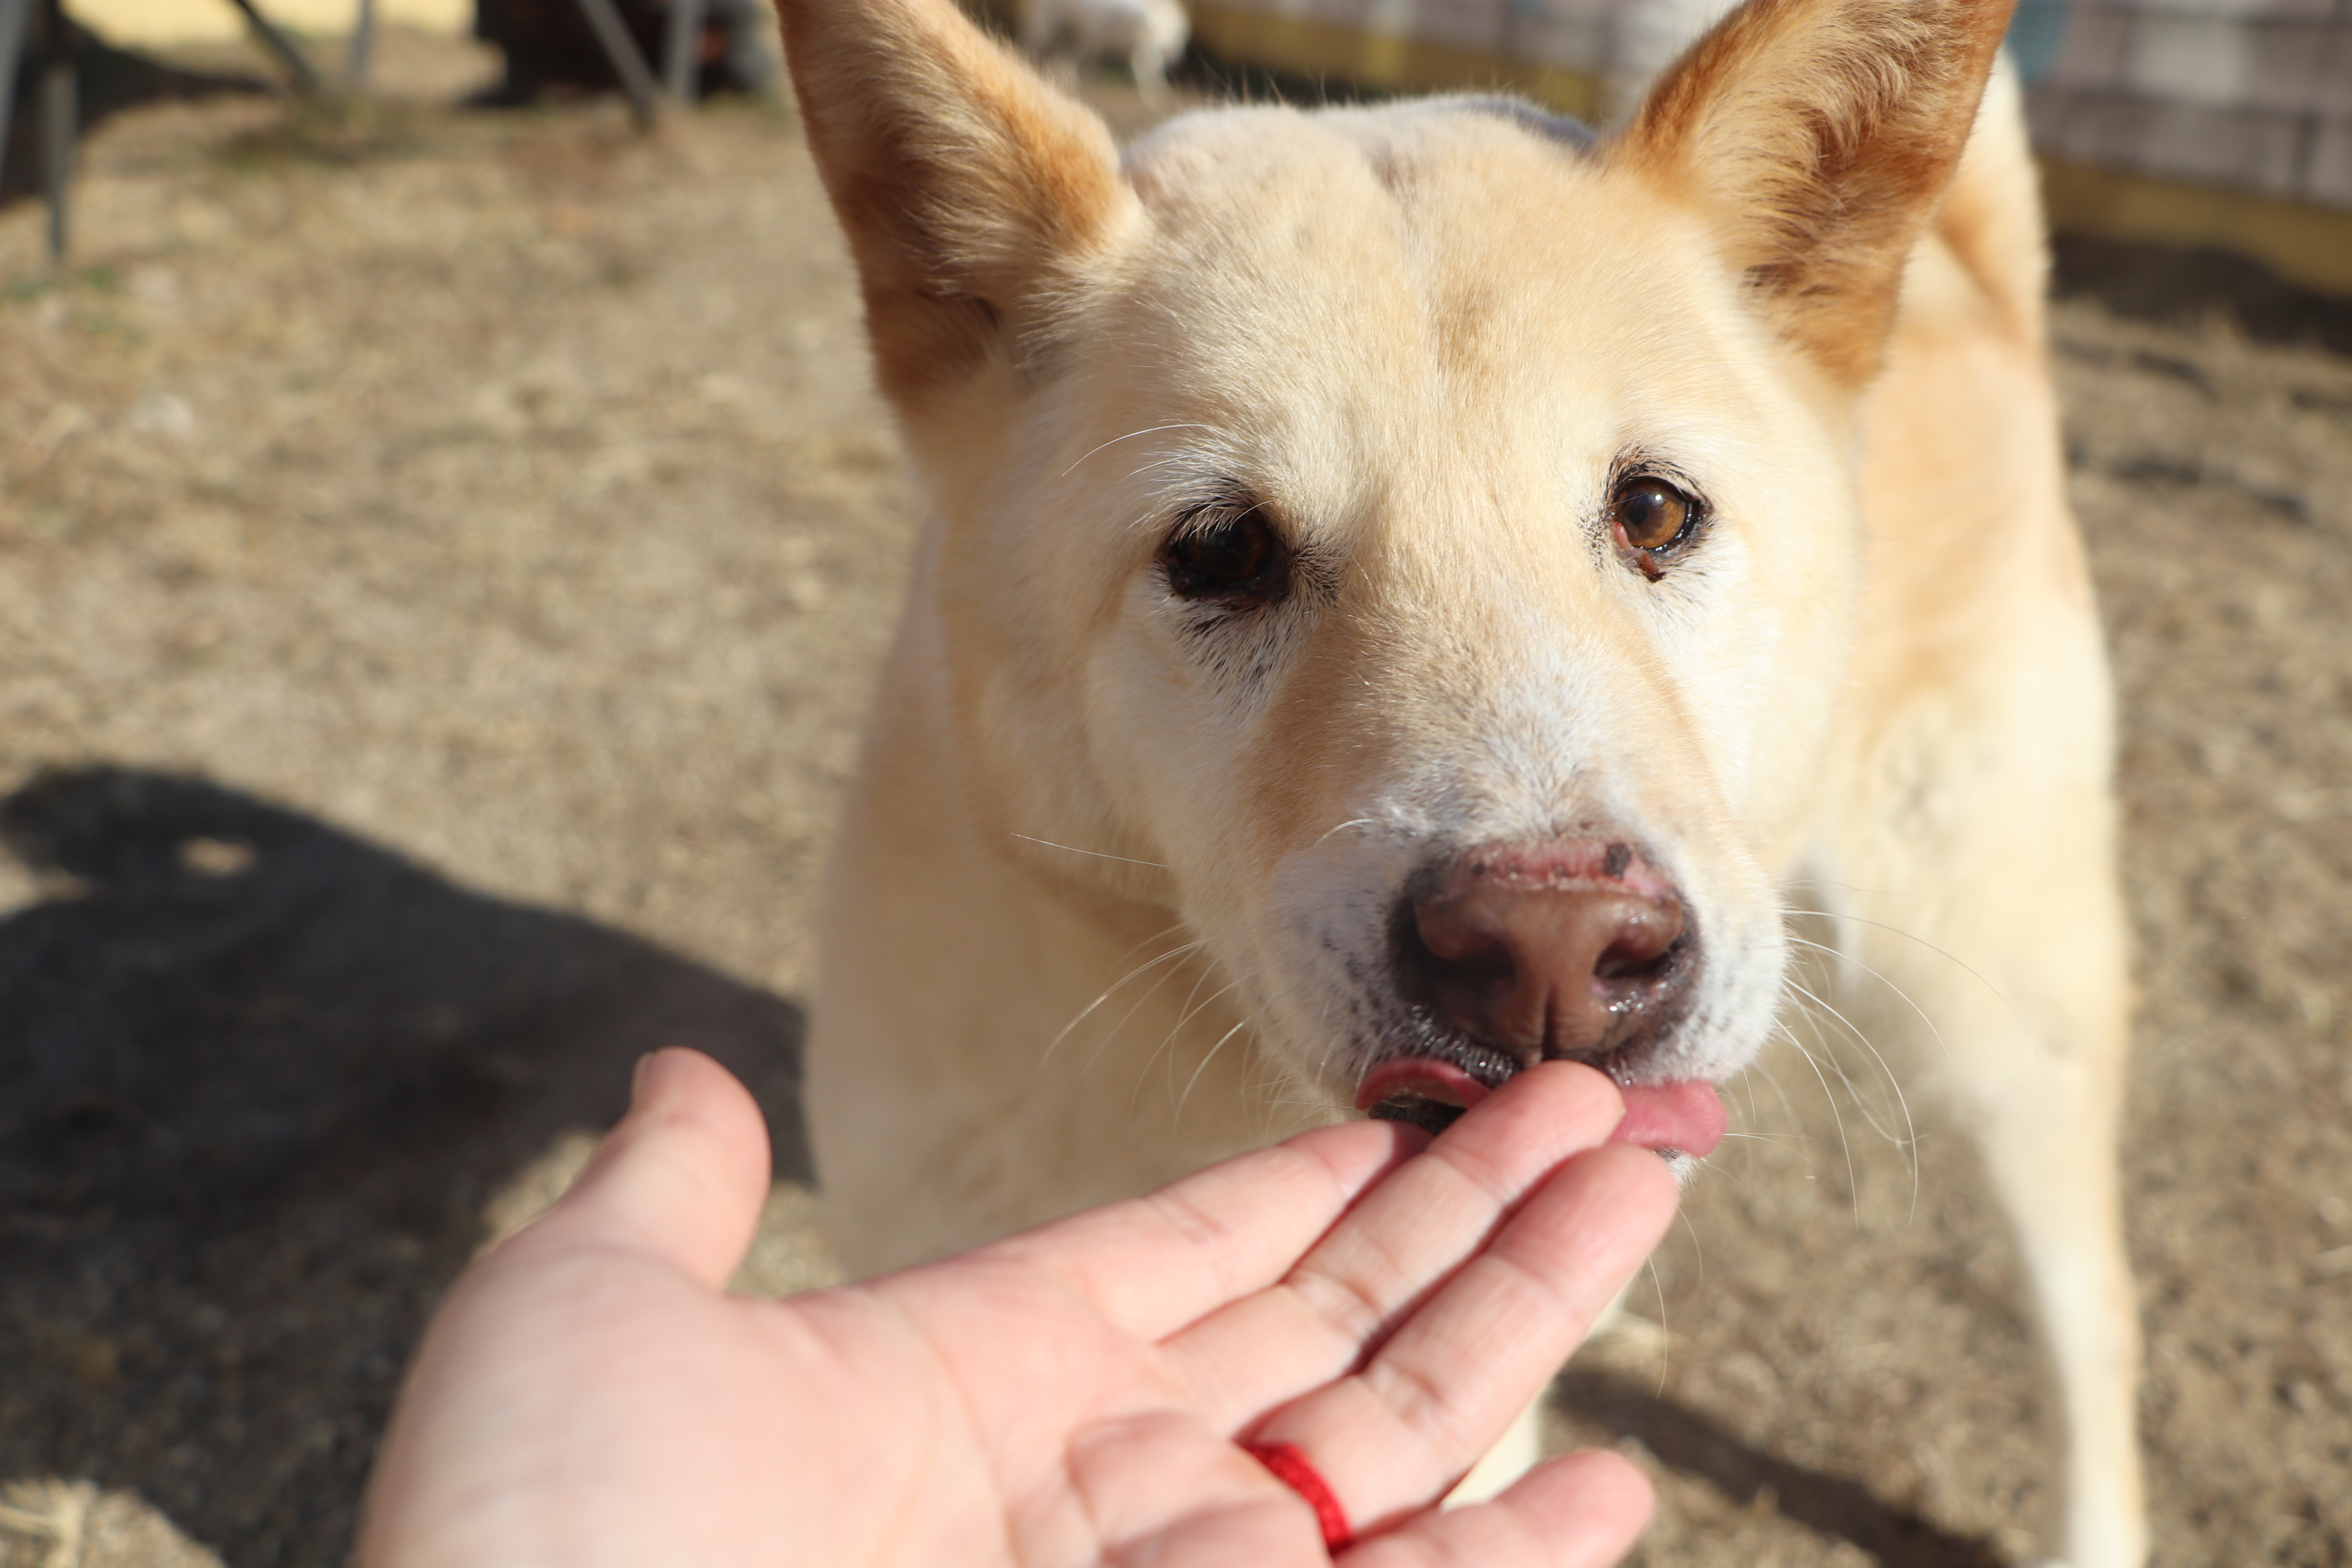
[1608,475,1701,580]
[1165,508,1288,603]
[1613,478,1692,552]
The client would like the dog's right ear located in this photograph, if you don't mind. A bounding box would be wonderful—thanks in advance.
[777,0,1134,411]
[1613,0,2013,388]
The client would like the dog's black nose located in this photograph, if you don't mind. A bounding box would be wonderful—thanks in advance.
[1397,838,1697,1066]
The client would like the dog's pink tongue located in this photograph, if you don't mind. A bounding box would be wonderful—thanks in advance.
[1608,1081,1726,1157]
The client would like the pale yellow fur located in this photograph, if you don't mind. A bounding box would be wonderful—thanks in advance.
[782,1,2140,1561]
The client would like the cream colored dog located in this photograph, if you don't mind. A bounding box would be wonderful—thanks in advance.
[782,0,2140,1561]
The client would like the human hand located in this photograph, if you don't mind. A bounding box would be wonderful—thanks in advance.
[356,1047,1677,1566]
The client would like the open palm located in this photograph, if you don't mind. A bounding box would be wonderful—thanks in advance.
[358,1048,1676,1567]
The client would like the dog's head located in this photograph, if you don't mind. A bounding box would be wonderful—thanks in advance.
[782,0,2010,1143]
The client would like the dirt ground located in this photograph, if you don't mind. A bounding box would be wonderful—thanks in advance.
[0,30,2346,1568]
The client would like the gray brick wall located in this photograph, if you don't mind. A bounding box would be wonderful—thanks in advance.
[2025,0,2352,207]
[1204,0,2352,209]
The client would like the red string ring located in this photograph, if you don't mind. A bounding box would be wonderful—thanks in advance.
[1242,1439,1354,1553]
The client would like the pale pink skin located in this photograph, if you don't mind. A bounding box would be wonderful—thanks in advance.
[1356,1060,1725,1158]
[358,1049,1677,1568]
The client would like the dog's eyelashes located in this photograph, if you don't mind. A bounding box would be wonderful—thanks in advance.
[1158,499,1329,699]
[1608,475,1702,580]
[1163,505,1291,606]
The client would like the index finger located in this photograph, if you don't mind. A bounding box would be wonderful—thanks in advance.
[1164,1063,1632,1430]
[984,1117,1426,1341]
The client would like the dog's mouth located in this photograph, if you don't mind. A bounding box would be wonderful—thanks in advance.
[1356,1050,1727,1157]
[1357,1051,1507,1134]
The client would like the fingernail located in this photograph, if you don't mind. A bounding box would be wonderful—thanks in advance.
[630,1050,659,1105]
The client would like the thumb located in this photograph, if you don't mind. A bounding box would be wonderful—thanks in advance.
[519,1046,773,1290]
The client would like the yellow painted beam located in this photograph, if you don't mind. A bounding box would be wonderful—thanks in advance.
[1188,3,1604,122]
[76,0,468,44]
[2038,158,2352,298]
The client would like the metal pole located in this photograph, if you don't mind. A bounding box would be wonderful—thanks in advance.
[347,0,374,87]
[39,0,69,265]
[661,0,704,103]
[222,0,326,96]
[0,0,31,184]
[570,0,660,128]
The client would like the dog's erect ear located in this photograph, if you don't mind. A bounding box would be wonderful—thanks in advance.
[1613,0,2014,387]
[777,0,1132,408]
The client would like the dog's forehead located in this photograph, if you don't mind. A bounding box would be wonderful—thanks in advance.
[1087,101,1775,496]
[1122,98,1595,247]
[1123,95,1595,187]
[1111,101,1735,376]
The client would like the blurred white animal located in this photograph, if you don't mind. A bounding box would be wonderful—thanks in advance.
[1021,0,1188,100]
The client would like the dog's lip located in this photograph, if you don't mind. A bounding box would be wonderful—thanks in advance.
[1355,1056,1493,1114]
[1356,1055,1726,1158]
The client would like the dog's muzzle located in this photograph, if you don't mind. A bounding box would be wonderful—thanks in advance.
[1358,835,1716,1151]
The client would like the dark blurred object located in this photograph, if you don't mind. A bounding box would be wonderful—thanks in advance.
[221,0,326,94]
[0,1,263,209]
[471,0,775,105]
[2052,233,2352,359]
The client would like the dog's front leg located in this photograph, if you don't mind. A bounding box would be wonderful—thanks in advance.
[1820,687,2143,1568]
[1964,1019,2140,1568]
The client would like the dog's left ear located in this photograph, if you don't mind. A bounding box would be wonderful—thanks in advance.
[777,0,1135,413]
[1613,0,2014,387]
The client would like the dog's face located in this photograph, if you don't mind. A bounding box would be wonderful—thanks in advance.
[949,106,1852,1134]
[782,0,2009,1139]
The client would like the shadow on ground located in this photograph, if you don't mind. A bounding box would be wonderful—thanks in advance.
[0,766,808,1567]
[1555,1371,2007,1568]
[2051,233,2352,358]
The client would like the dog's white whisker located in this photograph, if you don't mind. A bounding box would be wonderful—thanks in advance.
[1040,934,1211,1070]
[1009,833,1278,887]
[1121,455,1207,484]
[1769,1010,1862,1225]
[1135,977,1243,1116]
[1744,1041,1818,1181]
[1779,933,1937,1217]
[1077,950,1207,1082]
[1731,1064,1762,1179]
[1781,973,1916,1160]
[1074,917,1291,1079]
[1646,1255,1671,1395]
[1305,816,1383,850]
[1056,423,1219,479]
[1779,980,1867,1088]
[1782,928,1949,1059]
[1674,1201,1706,1286]
[1177,1014,1254,1121]
[1779,905,2018,1016]
[1157,958,1261,1086]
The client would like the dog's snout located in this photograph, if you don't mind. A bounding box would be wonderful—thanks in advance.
[1400,839,1696,1067]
